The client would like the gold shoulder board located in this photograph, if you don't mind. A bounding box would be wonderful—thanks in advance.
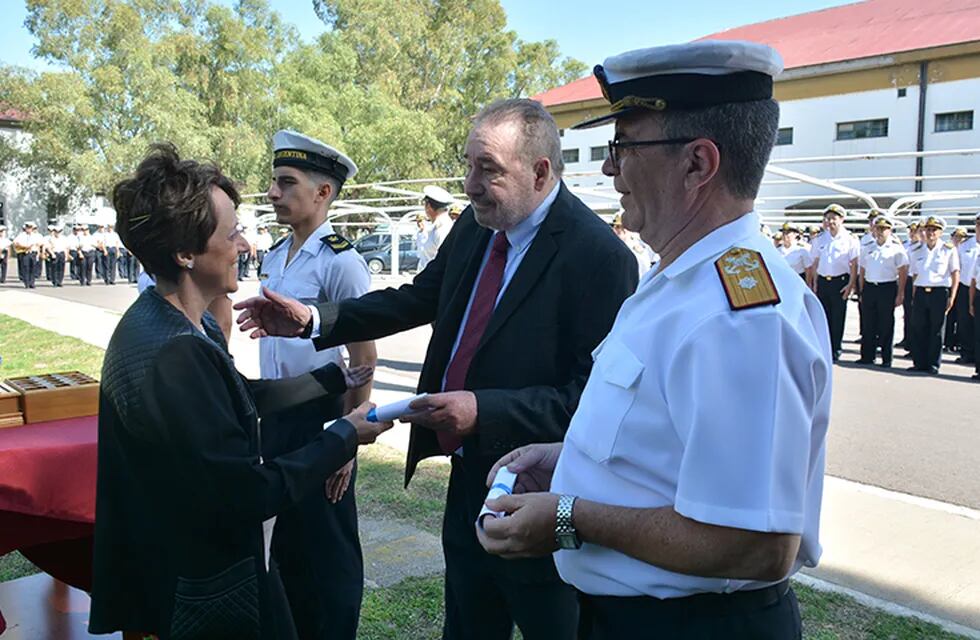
[322,233,352,252]
[715,247,781,311]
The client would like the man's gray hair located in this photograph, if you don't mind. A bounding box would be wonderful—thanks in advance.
[660,99,779,199]
[473,99,565,177]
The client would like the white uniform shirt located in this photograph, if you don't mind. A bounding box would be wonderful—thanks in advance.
[0,235,10,254]
[14,231,43,253]
[79,234,98,252]
[957,237,978,290]
[778,241,810,274]
[552,212,831,598]
[255,231,273,253]
[415,213,454,271]
[103,231,121,250]
[972,255,980,289]
[50,235,73,255]
[809,229,859,277]
[68,234,81,251]
[909,242,960,287]
[259,220,371,379]
[860,241,908,283]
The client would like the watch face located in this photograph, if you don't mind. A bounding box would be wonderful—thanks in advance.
[557,532,581,550]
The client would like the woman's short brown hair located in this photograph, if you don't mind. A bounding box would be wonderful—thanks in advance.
[113,143,240,283]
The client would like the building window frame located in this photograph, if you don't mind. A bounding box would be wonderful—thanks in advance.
[590,145,609,162]
[562,148,580,164]
[836,118,889,141]
[775,127,794,146]
[934,110,973,133]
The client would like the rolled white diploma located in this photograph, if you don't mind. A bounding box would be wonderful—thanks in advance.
[477,467,518,529]
[366,393,429,422]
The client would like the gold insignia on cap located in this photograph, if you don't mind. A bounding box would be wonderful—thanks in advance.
[715,247,781,311]
[275,150,309,161]
[612,95,668,113]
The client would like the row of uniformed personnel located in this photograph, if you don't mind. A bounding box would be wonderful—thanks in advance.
[775,206,979,379]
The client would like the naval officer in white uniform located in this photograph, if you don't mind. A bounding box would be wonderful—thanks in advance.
[477,40,831,639]
[258,129,375,640]
[908,216,960,374]
[856,216,908,367]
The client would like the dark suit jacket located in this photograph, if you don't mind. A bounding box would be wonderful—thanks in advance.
[91,289,357,638]
[314,182,638,485]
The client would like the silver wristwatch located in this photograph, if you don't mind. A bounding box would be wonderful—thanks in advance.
[555,495,581,550]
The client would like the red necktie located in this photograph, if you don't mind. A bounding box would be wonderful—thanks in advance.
[438,232,510,453]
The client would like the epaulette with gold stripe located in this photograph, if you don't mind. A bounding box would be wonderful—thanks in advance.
[322,233,352,253]
[715,247,781,311]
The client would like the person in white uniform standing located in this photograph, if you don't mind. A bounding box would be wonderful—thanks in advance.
[476,40,831,639]
[777,221,810,279]
[808,203,859,362]
[258,129,376,640]
[414,185,455,271]
[856,216,908,367]
[908,216,960,374]
[954,216,979,365]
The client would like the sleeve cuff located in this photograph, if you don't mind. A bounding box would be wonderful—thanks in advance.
[311,363,347,394]
[307,304,321,338]
[674,496,805,535]
[324,418,358,456]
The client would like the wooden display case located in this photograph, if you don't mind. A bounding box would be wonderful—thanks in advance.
[0,380,24,428]
[2,372,99,424]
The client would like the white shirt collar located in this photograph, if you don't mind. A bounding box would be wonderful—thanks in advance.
[290,219,336,257]
[659,211,759,281]
[503,182,560,252]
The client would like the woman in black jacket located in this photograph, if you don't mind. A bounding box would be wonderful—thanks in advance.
[89,144,393,640]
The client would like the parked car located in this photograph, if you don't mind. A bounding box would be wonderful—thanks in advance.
[355,235,420,274]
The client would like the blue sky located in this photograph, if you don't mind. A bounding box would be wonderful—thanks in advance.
[1,0,852,73]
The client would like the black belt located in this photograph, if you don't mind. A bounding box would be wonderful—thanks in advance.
[865,280,897,286]
[579,580,790,619]
[821,274,848,281]
[916,286,948,294]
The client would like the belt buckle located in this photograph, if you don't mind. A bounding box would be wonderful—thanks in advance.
[925,287,932,293]
[825,276,832,281]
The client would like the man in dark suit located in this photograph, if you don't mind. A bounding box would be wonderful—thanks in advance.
[235,98,638,640]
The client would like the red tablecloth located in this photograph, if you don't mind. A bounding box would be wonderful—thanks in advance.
[0,416,98,635]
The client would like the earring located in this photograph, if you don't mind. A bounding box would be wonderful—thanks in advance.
[185,260,194,270]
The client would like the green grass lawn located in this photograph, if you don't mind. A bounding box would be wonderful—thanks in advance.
[0,314,968,639]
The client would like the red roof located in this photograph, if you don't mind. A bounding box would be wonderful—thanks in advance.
[0,107,26,122]
[534,0,980,107]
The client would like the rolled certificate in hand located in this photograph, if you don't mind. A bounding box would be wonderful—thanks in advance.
[366,393,429,423]
[477,467,518,528]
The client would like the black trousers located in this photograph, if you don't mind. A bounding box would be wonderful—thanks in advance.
[0,249,7,283]
[973,293,980,375]
[256,250,267,272]
[860,281,898,363]
[69,249,79,279]
[21,252,38,288]
[911,286,950,370]
[442,455,579,640]
[578,582,801,640]
[238,252,250,280]
[816,274,849,358]
[103,248,117,284]
[956,284,975,362]
[128,258,140,283]
[81,250,95,286]
[266,394,363,640]
[902,271,915,345]
[46,257,54,282]
[944,296,958,350]
[51,254,66,287]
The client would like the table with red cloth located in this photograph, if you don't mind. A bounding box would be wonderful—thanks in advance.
[0,416,98,636]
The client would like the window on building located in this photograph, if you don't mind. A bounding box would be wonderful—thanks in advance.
[935,111,973,133]
[562,148,580,164]
[559,129,565,138]
[897,88,907,98]
[590,145,609,162]
[775,127,794,146]
[836,119,889,140]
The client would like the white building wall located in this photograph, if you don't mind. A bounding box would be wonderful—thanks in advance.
[0,126,49,232]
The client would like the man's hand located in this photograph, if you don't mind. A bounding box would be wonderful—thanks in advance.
[407,391,477,437]
[945,297,956,315]
[325,458,354,504]
[840,283,852,299]
[476,493,560,559]
[486,443,563,494]
[345,402,395,444]
[233,287,312,339]
[343,364,374,390]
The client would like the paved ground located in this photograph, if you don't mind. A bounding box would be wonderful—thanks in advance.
[2,277,979,633]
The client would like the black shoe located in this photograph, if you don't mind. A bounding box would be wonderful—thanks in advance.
[972,373,980,381]
[927,366,939,375]
[856,359,875,364]
[877,362,892,368]
[906,365,924,372]
[955,356,976,365]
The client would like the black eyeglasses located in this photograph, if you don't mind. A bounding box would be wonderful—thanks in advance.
[607,137,699,170]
